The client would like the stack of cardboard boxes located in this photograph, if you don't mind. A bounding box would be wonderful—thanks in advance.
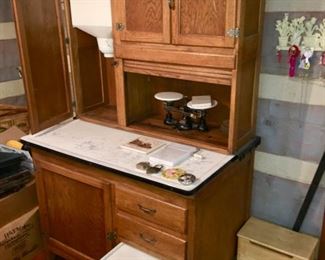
[0,127,42,260]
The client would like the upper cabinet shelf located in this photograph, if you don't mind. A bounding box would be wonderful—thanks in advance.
[113,0,237,48]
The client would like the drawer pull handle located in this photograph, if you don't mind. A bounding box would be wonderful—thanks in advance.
[139,233,157,245]
[138,204,157,215]
[249,240,294,258]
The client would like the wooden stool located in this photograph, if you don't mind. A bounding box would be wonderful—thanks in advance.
[237,217,319,260]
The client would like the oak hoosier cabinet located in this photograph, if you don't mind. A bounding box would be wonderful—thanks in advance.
[12,0,265,259]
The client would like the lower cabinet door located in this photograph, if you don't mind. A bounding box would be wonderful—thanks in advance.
[38,166,112,259]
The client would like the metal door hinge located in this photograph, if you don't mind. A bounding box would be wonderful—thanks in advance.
[106,231,117,241]
[227,28,240,38]
[71,101,77,118]
[115,23,125,31]
[112,60,119,67]
[168,0,175,10]
[16,66,22,78]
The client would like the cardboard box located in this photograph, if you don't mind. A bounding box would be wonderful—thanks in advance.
[0,127,41,259]
[0,181,38,228]
[0,126,26,145]
[0,207,43,260]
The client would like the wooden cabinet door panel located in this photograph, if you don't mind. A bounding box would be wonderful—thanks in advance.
[172,0,237,47]
[116,0,170,44]
[12,0,73,133]
[41,168,108,259]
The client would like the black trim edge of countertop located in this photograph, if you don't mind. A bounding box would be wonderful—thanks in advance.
[21,136,260,196]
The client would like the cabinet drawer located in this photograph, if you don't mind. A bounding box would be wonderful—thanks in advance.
[115,186,187,233]
[116,213,186,260]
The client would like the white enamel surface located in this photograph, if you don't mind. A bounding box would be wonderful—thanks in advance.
[187,100,218,110]
[101,243,159,259]
[69,0,113,56]
[154,92,184,102]
[22,120,234,192]
[70,0,112,27]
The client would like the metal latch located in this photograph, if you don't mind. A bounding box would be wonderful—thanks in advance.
[106,231,117,241]
[116,23,125,31]
[226,28,240,38]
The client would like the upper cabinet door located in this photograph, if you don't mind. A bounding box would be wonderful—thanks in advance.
[12,0,73,133]
[172,0,237,48]
[116,0,171,44]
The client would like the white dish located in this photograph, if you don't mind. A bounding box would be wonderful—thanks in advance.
[154,92,183,102]
[187,100,218,110]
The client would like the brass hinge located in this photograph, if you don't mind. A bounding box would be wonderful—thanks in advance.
[115,23,125,31]
[16,66,22,78]
[226,28,240,38]
[168,0,175,10]
[71,100,77,118]
[106,231,117,241]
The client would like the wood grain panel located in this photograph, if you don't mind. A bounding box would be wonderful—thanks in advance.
[115,185,187,234]
[172,0,236,47]
[191,153,254,259]
[116,0,170,44]
[42,169,107,259]
[125,0,163,33]
[179,0,226,36]
[78,45,104,110]
[116,212,186,260]
[12,0,72,133]
[115,44,236,69]
[124,60,233,85]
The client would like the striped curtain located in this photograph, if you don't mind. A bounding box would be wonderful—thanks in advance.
[0,0,25,106]
[0,0,28,132]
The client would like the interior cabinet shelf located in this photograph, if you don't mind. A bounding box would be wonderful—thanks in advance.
[128,117,229,153]
[79,105,118,127]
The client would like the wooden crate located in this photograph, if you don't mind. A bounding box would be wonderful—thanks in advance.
[237,217,319,260]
